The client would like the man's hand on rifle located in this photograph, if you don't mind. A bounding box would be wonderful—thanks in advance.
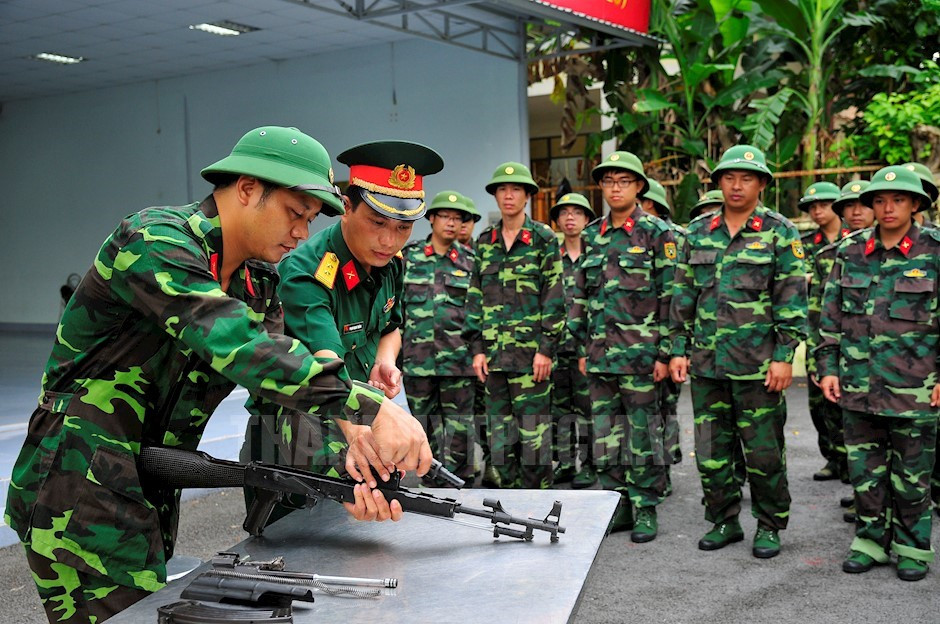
[338,400,432,485]
[344,482,403,522]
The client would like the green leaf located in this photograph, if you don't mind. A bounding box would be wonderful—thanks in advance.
[858,64,921,80]
[751,0,807,40]
[711,70,784,108]
[675,173,703,224]
[634,88,676,113]
[686,62,735,88]
[842,11,884,27]
[742,88,794,150]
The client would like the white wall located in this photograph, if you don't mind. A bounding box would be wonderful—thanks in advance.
[0,38,525,325]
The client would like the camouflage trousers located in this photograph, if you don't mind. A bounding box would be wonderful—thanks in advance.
[473,379,490,468]
[932,435,940,507]
[808,381,846,470]
[485,371,553,489]
[657,377,683,465]
[843,410,937,564]
[405,375,476,481]
[24,546,150,623]
[588,373,666,509]
[691,377,790,530]
[552,354,592,469]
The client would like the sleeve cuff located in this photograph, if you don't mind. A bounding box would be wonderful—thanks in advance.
[772,343,796,364]
[342,381,384,426]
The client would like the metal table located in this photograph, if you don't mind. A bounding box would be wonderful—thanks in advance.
[110,488,619,624]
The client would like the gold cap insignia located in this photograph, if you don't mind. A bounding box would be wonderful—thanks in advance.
[389,164,416,190]
[906,164,916,171]
[328,167,335,185]
[448,194,458,202]
[562,194,571,201]
[744,151,755,161]
[885,172,896,181]
[610,154,620,161]
[505,166,515,174]
[850,184,861,192]
[809,188,817,195]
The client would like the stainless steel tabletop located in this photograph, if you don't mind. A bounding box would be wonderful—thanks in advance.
[110,487,619,624]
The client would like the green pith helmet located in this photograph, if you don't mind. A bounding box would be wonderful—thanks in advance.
[427,190,473,221]
[201,126,345,216]
[902,162,939,203]
[797,181,841,211]
[711,144,773,182]
[458,193,482,222]
[690,189,724,220]
[640,179,671,217]
[832,180,870,216]
[485,161,539,196]
[860,165,931,211]
[591,151,650,195]
[550,192,596,223]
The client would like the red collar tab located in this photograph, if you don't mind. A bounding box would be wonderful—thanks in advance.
[448,247,459,263]
[520,229,532,245]
[244,267,256,297]
[899,236,914,256]
[864,237,876,256]
[709,215,722,231]
[423,244,434,257]
[342,260,360,291]
[600,218,609,236]
[814,232,823,245]
[623,218,635,234]
[841,228,850,238]
[348,163,423,196]
[750,216,763,231]
[209,253,220,282]
[491,229,499,244]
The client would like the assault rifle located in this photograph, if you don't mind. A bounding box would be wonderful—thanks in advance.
[138,446,566,542]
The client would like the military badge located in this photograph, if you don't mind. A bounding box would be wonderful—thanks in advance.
[747,241,768,250]
[424,244,434,256]
[809,187,817,195]
[448,248,459,262]
[885,172,896,181]
[850,184,861,192]
[750,216,763,231]
[664,242,677,259]
[627,246,646,254]
[504,166,515,174]
[609,154,620,161]
[343,322,364,334]
[341,260,360,290]
[904,268,927,278]
[314,252,340,289]
[454,270,467,277]
[389,164,417,190]
[744,151,755,161]
[383,297,396,313]
[520,229,532,245]
[791,241,805,259]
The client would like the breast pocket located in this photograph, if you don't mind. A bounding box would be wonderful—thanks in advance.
[889,277,935,323]
[619,254,652,291]
[689,249,718,288]
[581,256,604,295]
[403,282,431,303]
[443,273,470,306]
[731,253,773,291]
[840,272,871,315]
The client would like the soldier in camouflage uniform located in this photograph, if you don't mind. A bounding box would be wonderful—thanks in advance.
[689,189,723,221]
[639,180,686,484]
[548,192,595,487]
[669,145,807,559]
[798,181,851,482]
[569,152,676,542]
[401,191,477,482]
[243,140,443,513]
[4,127,431,623]
[457,193,482,248]
[463,162,566,489]
[818,165,940,581]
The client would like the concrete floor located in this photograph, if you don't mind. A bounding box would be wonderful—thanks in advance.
[0,331,936,622]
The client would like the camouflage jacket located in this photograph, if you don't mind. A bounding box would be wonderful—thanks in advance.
[816,223,940,418]
[670,205,808,380]
[806,231,859,374]
[557,240,583,356]
[801,225,850,264]
[4,198,383,591]
[463,215,565,372]
[400,238,475,377]
[569,206,677,374]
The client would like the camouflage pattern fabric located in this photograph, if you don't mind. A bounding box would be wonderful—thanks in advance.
[485,372,553,489]
[692,377,791,530]
[24,545,150,623]
[660,220,688,465]
[589,373,666,509]
[463,215,565,488]
[843,410,937,563]
[405,376,475,480]
[669,205,808,379]
[800,225,849,266]
[816,223,940,418]
[5,198,384,597]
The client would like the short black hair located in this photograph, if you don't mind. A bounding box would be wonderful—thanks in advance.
[212,173,278,201]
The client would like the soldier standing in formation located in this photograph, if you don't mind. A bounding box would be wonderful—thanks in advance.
[6,127,431,623]
[670,145,807,559]
[569,152,676,541]
[818,165,939,581]
[400,191,478,483]
[798,181,851,483]
[548,192,596,487]
[464,162,566,489]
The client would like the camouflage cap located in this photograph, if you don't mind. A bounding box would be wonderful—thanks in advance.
[201,126,345,216]
[458,193,482,222]
[339,140,444,221]
[832,180,870,216]
[711,145,773,182]
[591,151,650,194]
[797,181,841,211]
[549,192,596,223]
[690,189,724,220]
[427,190,474,221]
[860,165,931,211]
[902,162,939,203]
[485,162,539,196]
[640,179,671,217]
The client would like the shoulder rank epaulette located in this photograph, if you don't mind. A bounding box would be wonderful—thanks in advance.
[314,251,340,289]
